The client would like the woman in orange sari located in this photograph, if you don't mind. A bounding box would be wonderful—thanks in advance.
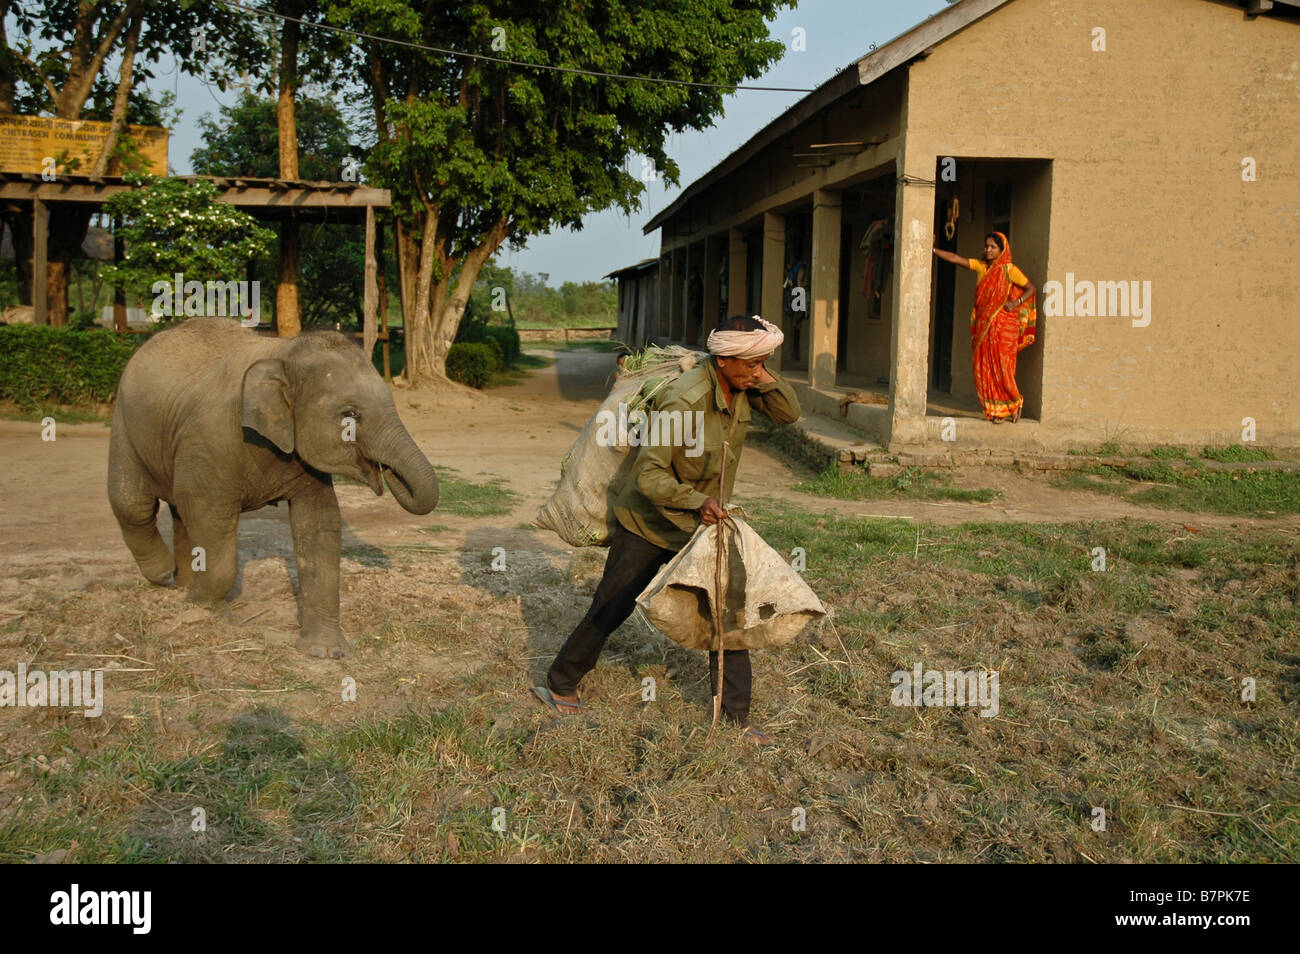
[934,232,1037,422]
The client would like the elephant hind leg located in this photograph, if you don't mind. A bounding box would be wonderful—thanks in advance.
[107,436,176,585]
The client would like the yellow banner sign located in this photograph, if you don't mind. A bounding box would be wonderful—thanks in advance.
[0,114,168,175]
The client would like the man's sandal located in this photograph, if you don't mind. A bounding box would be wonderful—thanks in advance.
[741,726,777,747]
[532,685,585,715]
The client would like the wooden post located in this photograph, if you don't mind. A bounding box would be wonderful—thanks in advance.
[377,219,390,380]
[363,204,377,358]
[112,214,127,331]
[33,198,48,325]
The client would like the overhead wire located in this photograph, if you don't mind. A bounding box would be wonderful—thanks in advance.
[212,0,815,94]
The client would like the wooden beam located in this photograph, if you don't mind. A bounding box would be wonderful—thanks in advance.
[0,180,392,213]
[33,197,48,325]
[363,204,377,358]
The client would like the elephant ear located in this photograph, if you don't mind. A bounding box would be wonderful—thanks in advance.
[241,359,295,454]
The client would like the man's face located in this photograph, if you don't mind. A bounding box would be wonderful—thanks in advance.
[715,354,769,390]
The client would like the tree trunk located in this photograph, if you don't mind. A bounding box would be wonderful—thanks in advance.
[275,2,302,337]
[389,212,510,386]
[428,217,510,370]
[91,14,141,176]
[276,216,301,336]
[42,207,93,326]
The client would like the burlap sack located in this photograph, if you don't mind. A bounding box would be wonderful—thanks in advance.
[636,515,826,651]
[535,347,702,547]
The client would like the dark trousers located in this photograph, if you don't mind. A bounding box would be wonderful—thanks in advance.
[547,524,753,724]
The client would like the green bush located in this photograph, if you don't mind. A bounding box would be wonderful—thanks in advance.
[0,325,138,408]
[455,316,520,370]
[479,333,505,369]
[483,325,521,367]
[445,342,497,388]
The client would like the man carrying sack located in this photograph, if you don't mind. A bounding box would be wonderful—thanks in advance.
[534,315,800,745]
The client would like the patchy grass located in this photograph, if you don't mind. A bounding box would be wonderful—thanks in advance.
[2,502,1296,863]
[530,339,623,353]
[433,468,520,517]
[797,464,1000,504]
[0,401,111,424]
[488,352,554,388]
[1202,445,1276,463]
[1068,440,1124,457]
[1053,461,1300,515]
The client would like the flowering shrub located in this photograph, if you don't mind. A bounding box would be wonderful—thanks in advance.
[99,175,275,321]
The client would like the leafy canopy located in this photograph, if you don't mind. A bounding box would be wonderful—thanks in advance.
[336,0,789,259]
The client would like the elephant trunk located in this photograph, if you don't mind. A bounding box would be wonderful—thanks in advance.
[362,422,439,515]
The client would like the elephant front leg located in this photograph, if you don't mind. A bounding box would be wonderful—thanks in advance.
[289,479,349,659]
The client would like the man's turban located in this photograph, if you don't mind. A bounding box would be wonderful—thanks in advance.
[707,316,784,360]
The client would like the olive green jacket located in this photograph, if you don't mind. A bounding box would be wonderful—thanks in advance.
[614,358,801,551]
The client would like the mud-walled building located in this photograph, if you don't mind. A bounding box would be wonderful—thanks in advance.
[643,0,1300,452]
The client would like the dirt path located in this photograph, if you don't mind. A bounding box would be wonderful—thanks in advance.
[1,347,1294,588]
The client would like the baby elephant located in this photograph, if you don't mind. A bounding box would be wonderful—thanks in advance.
[108,318,439,657]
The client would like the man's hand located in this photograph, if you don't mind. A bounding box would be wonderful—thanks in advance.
[698,497,727,526]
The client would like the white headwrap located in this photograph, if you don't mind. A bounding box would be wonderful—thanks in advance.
[707,315,784,359]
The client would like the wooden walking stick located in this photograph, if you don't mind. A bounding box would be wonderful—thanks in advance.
[705,439,731,744]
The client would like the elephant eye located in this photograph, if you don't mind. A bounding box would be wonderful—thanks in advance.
[341,409,359,421]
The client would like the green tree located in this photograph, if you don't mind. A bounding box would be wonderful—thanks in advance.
[98,175,275,322]
[0,0,264,324]
[190,92,367,330]
[192,92,357,185]
[330,0,788,385]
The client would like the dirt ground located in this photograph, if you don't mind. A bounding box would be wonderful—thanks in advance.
[1,348,1296,862]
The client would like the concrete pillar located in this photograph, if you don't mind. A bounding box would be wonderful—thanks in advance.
[760,212,785,371]
[728,227,748,316]
[809,189,842,389]
[888,154,937,446]
[703,235,722,344]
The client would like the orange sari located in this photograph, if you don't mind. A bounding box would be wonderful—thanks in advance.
[970,232,1035,421]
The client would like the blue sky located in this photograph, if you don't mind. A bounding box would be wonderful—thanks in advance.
[163,0,949,285]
